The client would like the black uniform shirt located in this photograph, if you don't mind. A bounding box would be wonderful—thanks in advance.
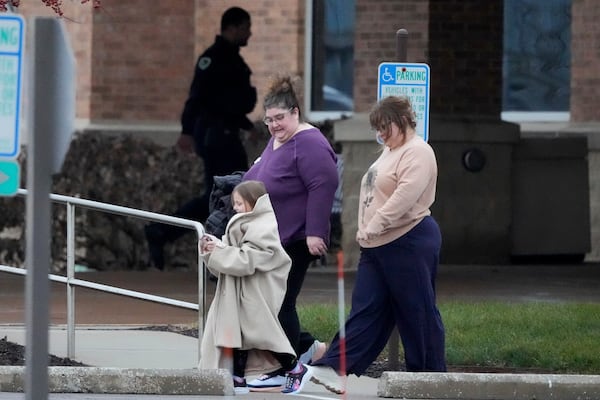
[180,35,257,138]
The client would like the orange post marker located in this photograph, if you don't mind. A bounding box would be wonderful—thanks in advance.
[336,250,344,270]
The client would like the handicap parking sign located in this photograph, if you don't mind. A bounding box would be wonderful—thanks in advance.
[377,62,430,141]
[0,14,24,158]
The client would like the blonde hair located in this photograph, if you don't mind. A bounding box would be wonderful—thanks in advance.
[232,180,267,210]
[263,75,304,122]
[369,96,417,135]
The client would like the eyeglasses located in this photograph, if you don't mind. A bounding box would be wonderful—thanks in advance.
[263,108,293,126]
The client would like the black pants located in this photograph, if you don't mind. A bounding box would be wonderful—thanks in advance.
[149,130,248,244]
[329,212,342,251]
[233,349,296,377]
[279,240,320,356]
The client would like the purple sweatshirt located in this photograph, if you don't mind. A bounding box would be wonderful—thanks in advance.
[243,128,339,246]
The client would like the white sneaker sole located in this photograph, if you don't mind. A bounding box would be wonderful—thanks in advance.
[310,376,345,394]
[248,385,283,393]
[310,366,345,395]
[234,387,250,395]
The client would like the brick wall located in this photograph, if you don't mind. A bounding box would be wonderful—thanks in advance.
[18,0,305,125]
[16,1,597,124]
[88,0,194,122]
[353,0,429,113]
[571,0,600,122]
[88,0,305,123]
[19,1,93,120]
[428,0,503,117]
[194,0,305,120]
[353,1,502,117]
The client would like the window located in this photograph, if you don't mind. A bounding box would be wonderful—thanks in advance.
[502,0,571,122]
[305,0,355,121]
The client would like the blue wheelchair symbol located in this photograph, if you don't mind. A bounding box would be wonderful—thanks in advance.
[381,67,394,82]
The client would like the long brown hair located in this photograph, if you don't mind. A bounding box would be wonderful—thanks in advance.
[232,180,267,210]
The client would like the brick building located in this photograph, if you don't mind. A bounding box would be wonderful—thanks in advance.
[16,0,600,265]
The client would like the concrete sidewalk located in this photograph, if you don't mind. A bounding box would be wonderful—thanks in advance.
[1,325,199,369]
[1,325,599,399]
[0,325,379,397]
[2,264,600,398]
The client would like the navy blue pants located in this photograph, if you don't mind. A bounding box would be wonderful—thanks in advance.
[313,216,446,375]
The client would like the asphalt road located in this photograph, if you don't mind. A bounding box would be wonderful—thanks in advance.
[1,263,599,326]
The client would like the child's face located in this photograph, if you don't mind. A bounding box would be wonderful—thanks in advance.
[232,192,251,213]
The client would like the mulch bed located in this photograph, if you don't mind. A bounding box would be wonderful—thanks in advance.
[0,336,86,366]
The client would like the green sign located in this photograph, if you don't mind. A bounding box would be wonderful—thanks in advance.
[0,14,24,158]
[0,159,19,196]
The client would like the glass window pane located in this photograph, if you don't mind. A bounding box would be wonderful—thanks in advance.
[503,0,571,112]
[311,0,355,112]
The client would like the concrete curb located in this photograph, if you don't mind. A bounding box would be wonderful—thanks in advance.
[0,367,233,395]
[378,372,600,399]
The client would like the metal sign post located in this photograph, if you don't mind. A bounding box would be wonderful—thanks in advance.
[25,17,75,400]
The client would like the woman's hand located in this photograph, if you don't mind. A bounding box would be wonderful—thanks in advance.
[356,230,375,242]
[306,236,327,256]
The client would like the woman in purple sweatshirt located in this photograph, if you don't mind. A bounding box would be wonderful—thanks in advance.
[243,75,338,392]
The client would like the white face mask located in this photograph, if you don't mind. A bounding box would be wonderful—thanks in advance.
[376,134,385,145]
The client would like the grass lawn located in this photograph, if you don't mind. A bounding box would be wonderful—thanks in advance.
[298,301,600,374]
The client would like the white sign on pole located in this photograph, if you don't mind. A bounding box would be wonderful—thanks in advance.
[0,14,24,158]
[377,62,430,141]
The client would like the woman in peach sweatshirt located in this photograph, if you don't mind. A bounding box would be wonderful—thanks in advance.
[299,96,446,394]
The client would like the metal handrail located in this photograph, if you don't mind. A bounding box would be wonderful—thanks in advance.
[1,188,206,363]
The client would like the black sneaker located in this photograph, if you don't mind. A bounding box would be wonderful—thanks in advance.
[233,377,249,394]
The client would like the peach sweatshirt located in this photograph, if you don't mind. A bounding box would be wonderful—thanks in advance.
[357,135,437,248]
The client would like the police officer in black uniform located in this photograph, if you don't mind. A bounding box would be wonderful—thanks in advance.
[145,7,257,269]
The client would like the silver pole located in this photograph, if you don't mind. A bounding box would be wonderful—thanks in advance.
[26,17,75,399]
[25,18,52,398]
[197,238,204,363]
[24,136,51,399]
[66,202,76,358]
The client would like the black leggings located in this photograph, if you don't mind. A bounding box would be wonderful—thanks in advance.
[233,349,296,377]
[279,240,319,356]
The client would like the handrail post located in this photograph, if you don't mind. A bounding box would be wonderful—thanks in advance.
[387,28,409,371]
[66,201,76,359]
[15,188,206,365]
[196,224,205,365]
